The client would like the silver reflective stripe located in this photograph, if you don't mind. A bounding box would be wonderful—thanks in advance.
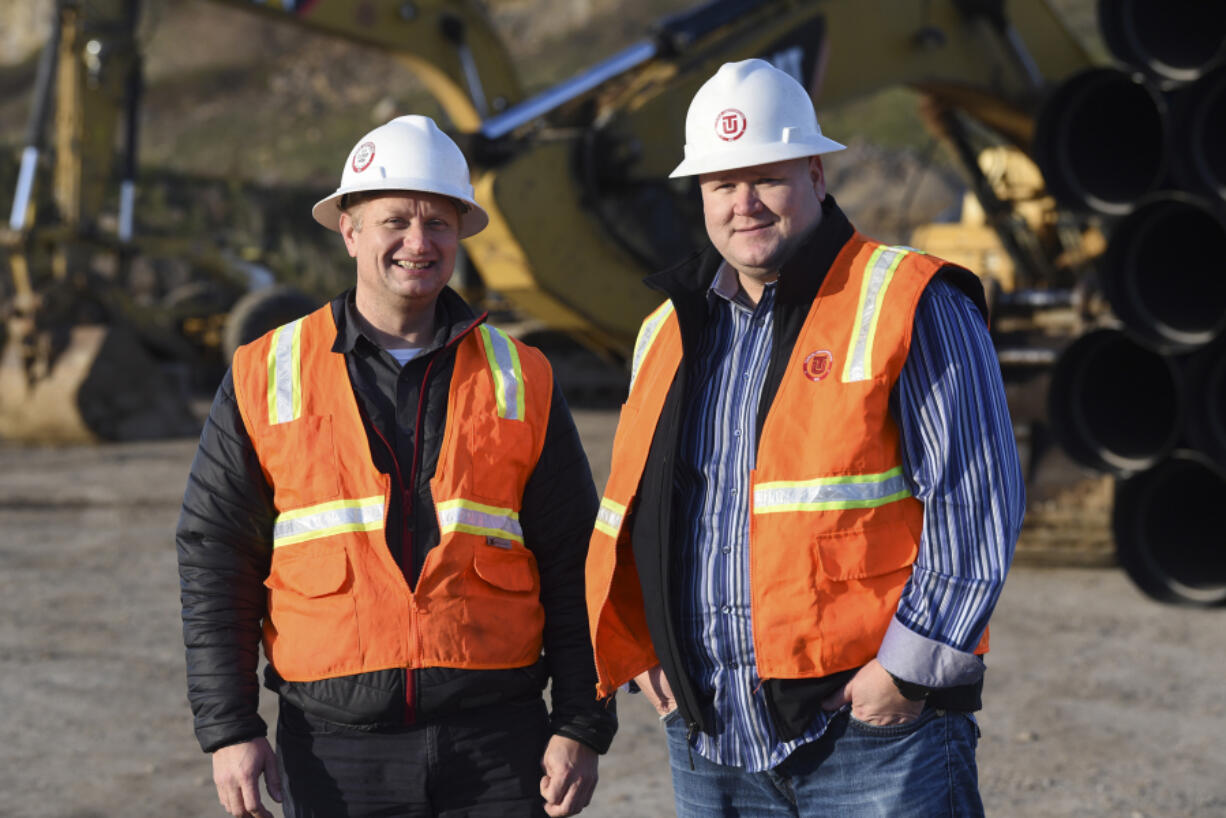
[273,496,385,548]
[437,499,524,542]
[754,468,912,513]
[478,325,525,421]
[844,246,909,383]
[269,318,304,425]
[630,301,675,391]
[594,497,625,538]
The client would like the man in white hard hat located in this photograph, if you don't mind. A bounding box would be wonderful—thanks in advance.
[178,115,615,818]
[586,59,1024,816]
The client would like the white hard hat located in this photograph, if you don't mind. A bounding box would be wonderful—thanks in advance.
[669,59,846,178]
[312,115,489,239]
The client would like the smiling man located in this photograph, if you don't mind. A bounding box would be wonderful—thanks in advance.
[586,60,1025,817]
[177,115,615,818]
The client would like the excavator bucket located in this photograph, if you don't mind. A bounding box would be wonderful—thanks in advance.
[0,321,199,444]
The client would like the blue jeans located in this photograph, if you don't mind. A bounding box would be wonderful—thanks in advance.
[665,707,983,817]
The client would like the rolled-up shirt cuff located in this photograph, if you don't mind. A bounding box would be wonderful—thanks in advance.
[877,617,985,688]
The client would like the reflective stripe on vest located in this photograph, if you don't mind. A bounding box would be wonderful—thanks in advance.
[477,325,525,421]
[630,300,676,390]
[436,498,524,543]
[273,495,385,549]
[594,497,626,539]
[266,318,305,425]
[843,246,911,383]
[754,466,912,513]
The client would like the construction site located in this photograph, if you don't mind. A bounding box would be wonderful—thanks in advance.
[0,0,1224,815]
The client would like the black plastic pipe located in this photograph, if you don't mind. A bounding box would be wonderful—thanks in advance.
[1048,328,1182,474]
[1033,68,1168,215]
[1113,451,1226,606]
[1098,0,1226,84]
[1169,66,1226,203]
[1179,339,1226,469]
[1099,194,1226,351]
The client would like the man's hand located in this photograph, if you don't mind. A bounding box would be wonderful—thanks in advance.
[539,734,598,817]
[819,658,925,726]
[633,664,677,717]
[212,738,282,818]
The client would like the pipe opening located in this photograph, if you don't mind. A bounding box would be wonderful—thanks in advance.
[1104,198,1226,347]
[1036,70,1167,214]
[1120,0,1226,81]
[1186,71,1226,198]
[1049,329,1181,473]
[1117,456,1226,602]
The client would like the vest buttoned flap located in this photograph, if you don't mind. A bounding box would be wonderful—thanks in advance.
[232,306,553,682]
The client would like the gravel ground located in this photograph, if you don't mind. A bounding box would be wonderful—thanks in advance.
[0,412,1223,817]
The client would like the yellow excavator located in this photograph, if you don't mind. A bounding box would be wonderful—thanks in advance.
[0,0,1096,443]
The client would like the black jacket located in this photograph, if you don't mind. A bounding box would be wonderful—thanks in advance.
[177,288,616,754]
[628,197,986,740]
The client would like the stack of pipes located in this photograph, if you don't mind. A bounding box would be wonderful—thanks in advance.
[1034,0,1226,606]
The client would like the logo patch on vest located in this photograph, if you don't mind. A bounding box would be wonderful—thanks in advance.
[715,108,747,141]
[486,536,514,549]
[803,350,834,382]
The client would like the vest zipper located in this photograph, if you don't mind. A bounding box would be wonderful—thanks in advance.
[399,312,487,727]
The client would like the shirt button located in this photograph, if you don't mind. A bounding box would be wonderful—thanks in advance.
[722,547,731,555]
[721,605,731,614]
[730,488,738,496]
[729,661,739,670]
[733,428,742,438]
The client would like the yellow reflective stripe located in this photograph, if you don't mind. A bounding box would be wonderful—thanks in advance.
[436,498,524,543]
[478,325,525,421]
[273,495,384,548]
[754,467,912,513]
[630,300,675,391]
[843,247,908,383]
[266,318,304,425]
[594,497,626,538]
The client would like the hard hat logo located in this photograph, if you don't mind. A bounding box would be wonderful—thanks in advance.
[715,108,747,141]
[351,142,376,173]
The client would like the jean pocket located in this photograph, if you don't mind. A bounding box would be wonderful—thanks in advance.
[660,708,685,728]
[846,707,939,738]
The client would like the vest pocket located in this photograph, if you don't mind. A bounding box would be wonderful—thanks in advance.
[260,415,341,508]
[472,542,538,593]
[264,546,360,679]
[813,523,917,581]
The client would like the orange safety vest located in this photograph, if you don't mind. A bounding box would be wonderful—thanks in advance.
[586,235,989,698]
[232,305,552,682]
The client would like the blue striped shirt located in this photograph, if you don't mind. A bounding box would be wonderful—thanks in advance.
[673,262,1025,772]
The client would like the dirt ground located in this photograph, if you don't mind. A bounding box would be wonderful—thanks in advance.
[1,409,1224,818]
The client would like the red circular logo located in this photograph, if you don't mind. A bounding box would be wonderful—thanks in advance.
[803,350,833,382]
[351,141,376,173]
[714,108,748,141]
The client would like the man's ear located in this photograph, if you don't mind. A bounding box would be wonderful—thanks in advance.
[810,155,827,202]
[338,211,359,258]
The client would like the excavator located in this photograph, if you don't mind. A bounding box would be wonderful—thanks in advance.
[3,0,1224,604]
[0,0,1094,438]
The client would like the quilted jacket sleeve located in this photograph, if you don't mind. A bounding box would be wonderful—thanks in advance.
[176,369,276,753]
[521,381,618,753]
